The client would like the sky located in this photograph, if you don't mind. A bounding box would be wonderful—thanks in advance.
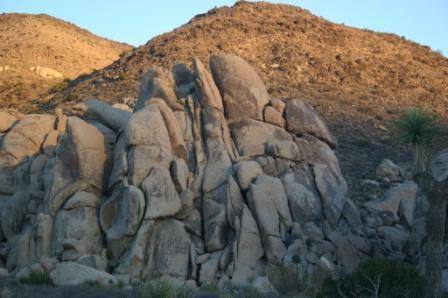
[1,0,447,55]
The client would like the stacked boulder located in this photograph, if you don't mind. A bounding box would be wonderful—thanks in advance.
[0,53,436,288]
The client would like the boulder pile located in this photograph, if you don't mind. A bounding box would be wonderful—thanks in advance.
[0,53,444,288]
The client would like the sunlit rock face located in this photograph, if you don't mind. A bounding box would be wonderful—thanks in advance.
[2,53,431,288]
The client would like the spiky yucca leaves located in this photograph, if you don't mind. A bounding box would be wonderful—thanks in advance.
[395,108,448,298]
[395,108,445,174]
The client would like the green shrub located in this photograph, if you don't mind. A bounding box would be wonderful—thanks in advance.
[50,78,71,93]
[240,285,263,298]
[135,281,175,298]
[135,280,194,298]
[318,259,424,298]
[175,286,195,298]
[18,270,54,286]
[65,93,78,101]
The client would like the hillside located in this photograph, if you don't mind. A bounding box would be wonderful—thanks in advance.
[0,13,132,111]
[52,2,448,124]
[49,1,448,190]
[9,2,448,193]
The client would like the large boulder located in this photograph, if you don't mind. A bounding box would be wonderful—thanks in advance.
[69,99,131,131]
[231,206,264,284]
[210,53,269,121]
[365,181,418,219]
[0,111,16,133]
[282,166,323,224]
[135,67,183,112]
[50,262,117,286]
[375,159,402,182]
[0,114,55,168]
[285,100,336,147]
[141,166,181,219]
[43,117,106,215]
[230,119,294,157]
[106,186,145,258]
[52,192,103,260]
[247,175,292,264]
[193,58,224,112]
[314,163,347,227]
[125,106,173,186]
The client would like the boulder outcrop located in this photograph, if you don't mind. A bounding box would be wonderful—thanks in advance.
[0,53,441,289]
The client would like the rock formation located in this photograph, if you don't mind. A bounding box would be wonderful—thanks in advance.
[0,53,446,289]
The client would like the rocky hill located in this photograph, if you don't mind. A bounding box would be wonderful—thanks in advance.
[47,1,448,194]
[1,53,443,295]
[52,1,448,133]
[0,13,132,111]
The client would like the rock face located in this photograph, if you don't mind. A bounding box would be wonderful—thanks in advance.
[210,53,270,122]
[0,53,435,289]
[50,262,117,286]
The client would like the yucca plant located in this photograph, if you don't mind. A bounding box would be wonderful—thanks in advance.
[394,107,447,298]
[395,108,445,174]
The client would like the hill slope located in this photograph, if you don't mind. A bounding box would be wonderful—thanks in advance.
[53,1,448,125]
[0,13,132,111]
[24,2,448,193]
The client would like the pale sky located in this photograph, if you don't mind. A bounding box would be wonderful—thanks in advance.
[1,0,447,55]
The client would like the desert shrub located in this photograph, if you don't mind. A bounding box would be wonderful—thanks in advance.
[117,73,126,81]
[135,281,175,298]
[267,264,305,295]
[18,270,54,286]
[119,50,129,58]
[50,78,71,93]
[318,259,424,298]
[240,285,264,298]
[218,282,266,298]
[65,93,78,101]
[135,280,194,298]
[175,286,195,298]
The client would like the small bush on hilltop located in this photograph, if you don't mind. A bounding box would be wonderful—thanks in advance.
[318,259,424,298]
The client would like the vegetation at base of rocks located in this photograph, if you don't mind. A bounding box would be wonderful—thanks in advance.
[0,287,12,298]
[18,271,54,286]
[199,283,219,294]
[217,282,266,298]
[133,280,267,298]
[237,286,263,298]
[317,259,424,298]
[134,281,195,298]
[267,264,305,296]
